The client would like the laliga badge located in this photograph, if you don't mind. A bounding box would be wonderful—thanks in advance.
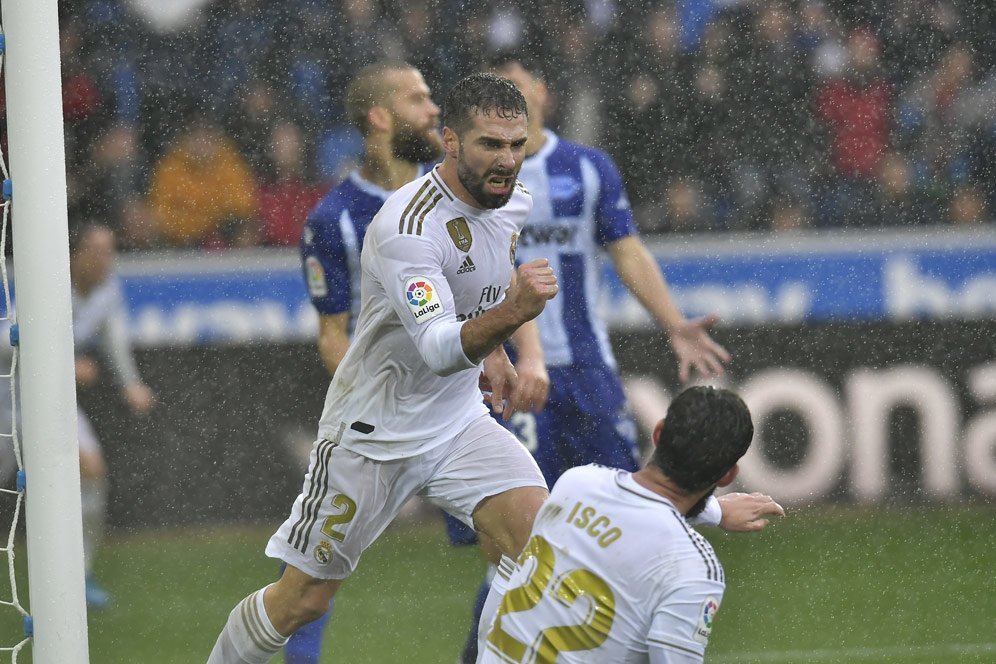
[405,276,444,324]
[305,256,328,298]
[694,596,719,644]
[509,232,518,265]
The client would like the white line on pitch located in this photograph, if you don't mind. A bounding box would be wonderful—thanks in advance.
[711,642,996,662]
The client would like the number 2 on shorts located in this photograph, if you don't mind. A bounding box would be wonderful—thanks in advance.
[320,493,357,541]
[487,535,616,663]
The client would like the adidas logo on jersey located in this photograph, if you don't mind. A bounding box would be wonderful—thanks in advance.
[457,256,476,274]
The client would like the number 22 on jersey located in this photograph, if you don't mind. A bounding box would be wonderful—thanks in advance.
[486,535,616,663]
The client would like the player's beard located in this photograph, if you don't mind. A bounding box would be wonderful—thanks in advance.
[391,121,442,164]
[686,486,717,520]
[456,146,517,209]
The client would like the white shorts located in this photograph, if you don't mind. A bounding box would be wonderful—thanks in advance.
[266,414,546,579]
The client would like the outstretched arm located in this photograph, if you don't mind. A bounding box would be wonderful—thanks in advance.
[606,235,730,383]
[717,492,785,532]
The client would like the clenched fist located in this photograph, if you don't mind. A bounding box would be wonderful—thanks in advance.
[505,258,558,322]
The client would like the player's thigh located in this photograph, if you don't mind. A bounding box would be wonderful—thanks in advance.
[422,415,548,557]
[266,438,421,581]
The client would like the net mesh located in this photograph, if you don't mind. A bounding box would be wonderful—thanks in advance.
[0,24,31,663]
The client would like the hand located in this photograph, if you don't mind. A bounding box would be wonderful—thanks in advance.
[505,259,558,323]
[482,351,517,416]
[669,314,731,383]
[718,492,785,532]
[75,356,99,386]
[504,356,550,417]
[123,383,154,415]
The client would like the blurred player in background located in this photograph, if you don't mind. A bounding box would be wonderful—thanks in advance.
[70,222,155,607]
[480,385,783,663]
[450,56,735,663]
[207,73,556,664]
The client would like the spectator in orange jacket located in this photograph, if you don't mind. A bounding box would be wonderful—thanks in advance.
[148,117,259,248]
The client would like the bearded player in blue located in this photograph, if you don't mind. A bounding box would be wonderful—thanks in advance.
[448,57,735,663]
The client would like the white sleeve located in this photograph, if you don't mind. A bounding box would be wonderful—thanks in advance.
[686,496,721,528]
[648,643,702,664]
[647,582,723,664]
[373,232,476,376]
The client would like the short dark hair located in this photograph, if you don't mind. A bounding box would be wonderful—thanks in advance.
[650,386,753,493]
[442,72,527,135]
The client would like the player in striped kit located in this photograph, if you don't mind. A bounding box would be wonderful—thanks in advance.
[480,386,781,663]
[207,73,556,664]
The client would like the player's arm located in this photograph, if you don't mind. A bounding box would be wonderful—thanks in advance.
[590,148,729,383]
[606,236,730,383]
[301,208,355,375]
[506,317,549,415]
[101,293,155,414]
[317,312,351,376]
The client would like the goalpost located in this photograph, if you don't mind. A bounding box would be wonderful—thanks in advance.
[0,0,90,662]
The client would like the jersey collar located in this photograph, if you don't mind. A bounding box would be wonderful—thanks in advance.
[615,471,681,513]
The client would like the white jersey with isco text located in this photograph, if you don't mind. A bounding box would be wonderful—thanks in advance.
[315,166,531,460]
[482,464,726,664]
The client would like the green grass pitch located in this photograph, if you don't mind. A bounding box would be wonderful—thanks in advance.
[1,506,994,663]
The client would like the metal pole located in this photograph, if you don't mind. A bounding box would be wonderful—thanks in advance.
[1,0,90,661]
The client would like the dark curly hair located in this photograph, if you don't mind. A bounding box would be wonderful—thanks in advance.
[650,386,754,493]
[442,72,527,135]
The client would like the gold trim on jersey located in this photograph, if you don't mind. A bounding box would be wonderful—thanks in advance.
[399,181,442,235]
[429,167,454,200]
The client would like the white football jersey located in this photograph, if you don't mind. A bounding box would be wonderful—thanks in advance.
[482,465,725,663]
[316,166,531,460]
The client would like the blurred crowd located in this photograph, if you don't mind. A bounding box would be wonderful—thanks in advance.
[14,0,996,249]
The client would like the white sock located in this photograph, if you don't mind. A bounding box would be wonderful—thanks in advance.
[80,477,108,575]
[207,585,288,664]
[477,555,517,655]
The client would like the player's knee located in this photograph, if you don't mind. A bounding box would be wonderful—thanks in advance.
[266,569,340,634]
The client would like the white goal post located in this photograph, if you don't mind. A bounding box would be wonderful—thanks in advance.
[1,0,90,662]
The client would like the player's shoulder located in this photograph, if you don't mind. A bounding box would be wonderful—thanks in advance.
[552,463,617,494]
[366,171,447,245]
[548,133,617,170]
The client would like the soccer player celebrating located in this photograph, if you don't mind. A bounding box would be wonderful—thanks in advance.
[290,61,548,664]
[479,385,784,663]
[207,73,556,664]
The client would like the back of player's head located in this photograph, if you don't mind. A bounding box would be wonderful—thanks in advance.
[442,72,527,136]
[346,61,417,136]
[651,386,753,493]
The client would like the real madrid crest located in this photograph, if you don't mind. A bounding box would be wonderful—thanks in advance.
[314,540,333,566]
[509,232,519,265]
[446,217,473,253]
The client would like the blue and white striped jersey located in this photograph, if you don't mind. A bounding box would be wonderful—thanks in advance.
[515,130,638,370]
